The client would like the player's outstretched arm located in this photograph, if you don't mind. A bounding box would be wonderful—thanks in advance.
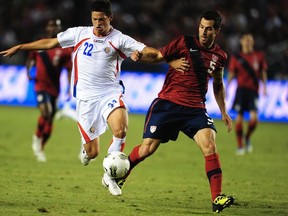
[0,38,59,57]
[131,47,164,63]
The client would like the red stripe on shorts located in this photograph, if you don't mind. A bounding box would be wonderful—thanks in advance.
[77,122,91,143]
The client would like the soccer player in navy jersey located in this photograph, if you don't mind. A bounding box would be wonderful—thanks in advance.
[227,32,267,155]
[26,19,73,162]
[118,11,235,213]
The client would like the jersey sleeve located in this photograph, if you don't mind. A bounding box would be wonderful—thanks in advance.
[159,36,184,61]
[57,27,78,48]
[120,34,146,57]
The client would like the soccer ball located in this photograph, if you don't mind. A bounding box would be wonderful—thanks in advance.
[103,151,130,179]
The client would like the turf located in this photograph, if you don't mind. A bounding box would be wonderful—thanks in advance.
[0,106,287,215]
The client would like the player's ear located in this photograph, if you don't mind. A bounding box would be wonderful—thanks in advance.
[215,28,221,36]
[109,13,114,22]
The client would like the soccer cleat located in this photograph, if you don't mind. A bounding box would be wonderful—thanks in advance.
[236,148,245,156]
[115,178,126,189]
[32,135,46,162]
[212,194,235,213]
[80,150,91,166]
[245,139,253,153]
[54,109,63,120]
[246,144,253,153]
[36,151,47,162]
[102,173,122,196]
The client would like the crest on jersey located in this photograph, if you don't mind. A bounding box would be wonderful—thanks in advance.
[104,47,111,54]
[212,54,218,62]
[150,126,157,133]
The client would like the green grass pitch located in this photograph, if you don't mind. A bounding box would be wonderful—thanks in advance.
[0,106,287,215]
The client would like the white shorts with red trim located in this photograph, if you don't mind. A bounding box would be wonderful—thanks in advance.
[76,93,128,144]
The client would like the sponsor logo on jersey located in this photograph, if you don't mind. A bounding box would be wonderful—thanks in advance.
[94,39,104,43]
[189,48,198,52]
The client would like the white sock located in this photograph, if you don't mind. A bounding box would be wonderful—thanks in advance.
[108,136,126,153]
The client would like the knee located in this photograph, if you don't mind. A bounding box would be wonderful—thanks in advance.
[113,127,127,139]
[200,140,217,155]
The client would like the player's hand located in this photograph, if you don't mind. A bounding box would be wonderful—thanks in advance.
[130,50,142,62]
[169,58,190,73]
[27,75,34,81]
[222,112,232,133]
[0,45,20,57]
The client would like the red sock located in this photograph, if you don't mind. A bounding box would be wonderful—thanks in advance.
[245,120,257,141]
[128,145,144,171]
[235,122,243,148]
[42,122,53,148]
[120,143,125,152]
[205,153,222,201]
[36,116,46,137]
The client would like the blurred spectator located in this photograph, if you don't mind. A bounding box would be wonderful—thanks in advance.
[1,0,288,80]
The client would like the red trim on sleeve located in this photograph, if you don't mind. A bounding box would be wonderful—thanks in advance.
[109,41,127,59]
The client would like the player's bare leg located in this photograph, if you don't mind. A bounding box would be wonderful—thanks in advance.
[194,128,234,213]
[235,114,245,155]
[32,102,53,162]
[107,107,128,152]
[245,111,258,153]
[102,107,128,195]
[81,137,100,166]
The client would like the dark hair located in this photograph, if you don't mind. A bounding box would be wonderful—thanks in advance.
[200,11,222,30]
[240,31,253,37]
[90,0,112,16]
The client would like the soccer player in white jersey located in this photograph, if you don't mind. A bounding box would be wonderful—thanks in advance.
[0,0,187,196]
[0,0,147,195]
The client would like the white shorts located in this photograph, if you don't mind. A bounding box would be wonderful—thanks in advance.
[76,93,128,144]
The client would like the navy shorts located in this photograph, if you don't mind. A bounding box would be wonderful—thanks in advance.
[232,87,258,114]
[35,91,57,111]
[143,98,217,143]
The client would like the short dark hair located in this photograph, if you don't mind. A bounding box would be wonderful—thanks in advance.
[200,11,222,30]
[90,0,112,16]
[240,31,253,37]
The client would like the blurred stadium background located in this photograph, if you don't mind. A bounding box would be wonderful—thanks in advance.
[0,0,287,122]
[0,2,288,215]
[1,0,288,79]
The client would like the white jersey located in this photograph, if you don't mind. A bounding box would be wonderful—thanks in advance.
[57,26,146,100]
